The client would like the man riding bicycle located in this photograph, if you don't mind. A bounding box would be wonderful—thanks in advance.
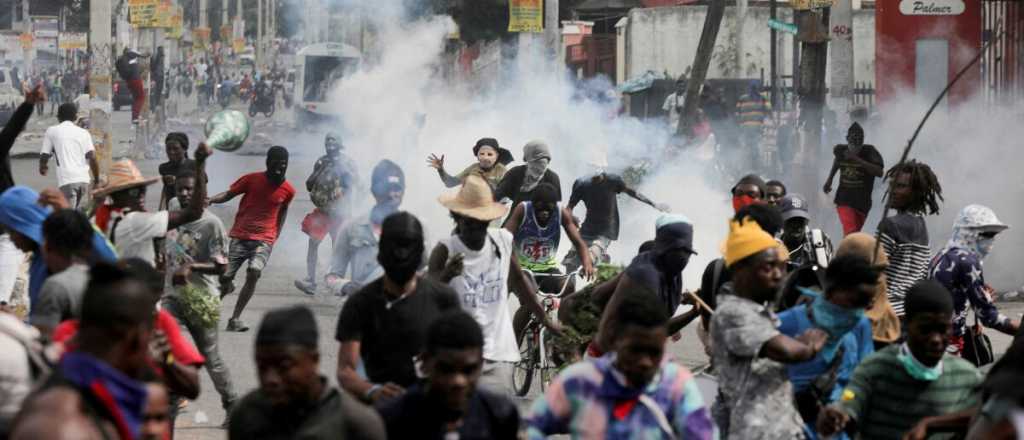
[505,182,595,343]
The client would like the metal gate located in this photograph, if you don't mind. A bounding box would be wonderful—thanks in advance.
[982,0,1024,105]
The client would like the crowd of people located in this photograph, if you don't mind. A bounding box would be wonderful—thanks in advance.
[0,81,1022,440]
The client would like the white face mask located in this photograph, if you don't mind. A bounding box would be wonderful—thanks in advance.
[976,236,996,258]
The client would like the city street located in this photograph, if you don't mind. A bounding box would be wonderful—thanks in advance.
[9,102,1024,439]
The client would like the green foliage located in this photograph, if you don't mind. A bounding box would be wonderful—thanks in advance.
[179,284,221,329]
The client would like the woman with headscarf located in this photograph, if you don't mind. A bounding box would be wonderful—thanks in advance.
[427,137,514,190]
[929,205,1019,357]
[494,140,561,216]
[834,232,900,349]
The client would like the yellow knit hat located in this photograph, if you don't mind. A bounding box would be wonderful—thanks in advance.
[722,217,788,268]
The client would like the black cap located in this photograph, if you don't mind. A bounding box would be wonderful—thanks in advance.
[779,194,810,221]
[256,306,318,349]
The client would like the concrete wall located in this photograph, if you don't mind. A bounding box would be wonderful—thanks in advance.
[623,5,875,88]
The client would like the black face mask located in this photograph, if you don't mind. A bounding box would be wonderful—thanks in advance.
[378,238,424,285]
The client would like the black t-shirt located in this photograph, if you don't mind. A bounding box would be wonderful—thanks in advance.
[569,174,627,240]
[335,277,459,387]
[833,144,884,213]
[378,384,520,440]
[494,165,561,213]
[158,158,196,202]
[624,251,682,318]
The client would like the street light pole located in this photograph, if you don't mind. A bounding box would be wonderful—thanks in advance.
[89,0,114,178]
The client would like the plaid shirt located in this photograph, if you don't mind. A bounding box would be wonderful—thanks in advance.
[526,354,716,440]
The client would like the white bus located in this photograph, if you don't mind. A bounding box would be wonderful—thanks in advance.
[293,42,361,126]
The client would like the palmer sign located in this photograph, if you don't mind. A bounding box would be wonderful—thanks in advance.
[899,0,965,15]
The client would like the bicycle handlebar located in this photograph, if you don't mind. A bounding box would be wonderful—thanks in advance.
[521,267,582,297]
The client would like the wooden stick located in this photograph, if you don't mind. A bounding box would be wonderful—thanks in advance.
[686,290,714,315]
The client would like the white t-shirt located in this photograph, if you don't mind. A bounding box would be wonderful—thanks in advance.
[111,211,170,266]
[40,121,95,187]
[443,229,519,363]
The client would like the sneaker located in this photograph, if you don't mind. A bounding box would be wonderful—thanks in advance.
[226,318,249,332]
[294,279,317,296]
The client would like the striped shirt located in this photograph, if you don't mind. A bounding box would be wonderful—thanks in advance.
[736,94,770,127]
[839,345,981,440]
[878,214,931,316]
[526,354,716,440]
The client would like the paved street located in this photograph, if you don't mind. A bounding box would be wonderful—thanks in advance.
[7,100,1024,440]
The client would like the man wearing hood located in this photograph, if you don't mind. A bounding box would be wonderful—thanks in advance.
[591,215,700,358]
[326,159,407,298]
[494,140,561,215]
[210,146,294,332]
[823,123,884,236]
[335,213,460,405]
[929,205,1019,358]
[0,187,117,310]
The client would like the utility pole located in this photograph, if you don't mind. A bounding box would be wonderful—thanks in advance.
[770,0,778,108]
[544,0,559,60]
[257,0,263,67]
[830,0,854,130]
[678,0,727,138]
[22,0,33,72]
[735,0,747,76]
[89,0,114,177]
[795,7,830,212]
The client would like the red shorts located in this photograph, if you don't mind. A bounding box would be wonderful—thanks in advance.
[837,205,868,236]
[301,209,343,241]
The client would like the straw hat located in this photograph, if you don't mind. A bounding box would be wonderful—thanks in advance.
[438,174,508,221]
[92,159,159,198]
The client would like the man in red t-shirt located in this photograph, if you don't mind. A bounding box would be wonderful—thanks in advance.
[210,146,295,332]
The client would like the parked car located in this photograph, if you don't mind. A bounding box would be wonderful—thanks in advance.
[112,80,134,111]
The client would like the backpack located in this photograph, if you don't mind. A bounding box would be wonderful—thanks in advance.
[309,157,352,210]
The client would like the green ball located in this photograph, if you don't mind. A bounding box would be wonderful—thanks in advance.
[204,110,251,152]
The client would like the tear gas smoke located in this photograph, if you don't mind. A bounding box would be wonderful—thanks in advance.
[294,6,732,289]
[267,0,1024,292]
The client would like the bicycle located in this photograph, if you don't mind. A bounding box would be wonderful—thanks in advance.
[511,267,581,397]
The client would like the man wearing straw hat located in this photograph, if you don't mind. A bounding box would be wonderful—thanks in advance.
[428,175,561,396]
[93,144,212,267]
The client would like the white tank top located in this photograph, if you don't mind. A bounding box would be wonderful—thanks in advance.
[442,229,520,363]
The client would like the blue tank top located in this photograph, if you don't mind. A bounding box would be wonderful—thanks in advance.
[514,202,561,271]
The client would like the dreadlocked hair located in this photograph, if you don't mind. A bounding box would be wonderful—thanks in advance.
[886,159,943,215]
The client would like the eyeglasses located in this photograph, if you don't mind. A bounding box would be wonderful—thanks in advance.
[978,231,999,239]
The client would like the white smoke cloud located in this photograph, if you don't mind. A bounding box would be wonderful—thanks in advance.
[316,9,731,288]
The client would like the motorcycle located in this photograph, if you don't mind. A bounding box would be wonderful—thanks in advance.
[248,81,275,117]
[216,81,235,110]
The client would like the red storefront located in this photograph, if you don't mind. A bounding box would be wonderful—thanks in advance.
[875,0,982,105]
[877,0,1024,106]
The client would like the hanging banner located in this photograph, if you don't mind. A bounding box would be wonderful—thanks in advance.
[193,27,211,49]
[58,32,88,50]
[129,0,159,27]
[168,6,184,39]
[18,33,33,50]
[220,25,233,41]
[508,0,543,33]
[232,37,246,54]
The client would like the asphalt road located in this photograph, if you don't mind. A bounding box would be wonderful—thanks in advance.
[8,100,1024,440]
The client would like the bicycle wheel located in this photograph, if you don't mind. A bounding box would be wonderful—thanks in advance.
[511,325,538,397]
